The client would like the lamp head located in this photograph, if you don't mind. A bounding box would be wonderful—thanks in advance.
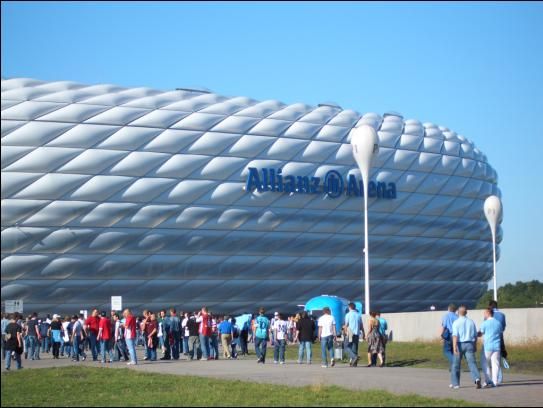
[350,125,379,181]
[484,195,503,237]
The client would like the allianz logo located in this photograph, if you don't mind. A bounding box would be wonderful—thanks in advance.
[245,167,397,199]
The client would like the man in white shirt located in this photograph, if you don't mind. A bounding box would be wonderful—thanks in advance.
[318,307,337,368]
[273,314,288,364]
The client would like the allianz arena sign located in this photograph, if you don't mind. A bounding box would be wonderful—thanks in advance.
[245,167,397,199]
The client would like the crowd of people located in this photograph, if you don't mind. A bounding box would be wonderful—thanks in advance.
[440,300,507,390]
[2,303,389,370]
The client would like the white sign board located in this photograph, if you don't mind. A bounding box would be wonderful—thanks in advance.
[111,296,122,311]
[5,299,23,314]
[80,310,88,320]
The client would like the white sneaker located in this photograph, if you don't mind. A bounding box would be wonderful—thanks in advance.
[321,365,328,368]
[453,386,459,390]
[274,360,278,364]
[280,361,285,365]
[449,384,453,388]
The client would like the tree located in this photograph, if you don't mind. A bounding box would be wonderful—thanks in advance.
[476,280,543,309]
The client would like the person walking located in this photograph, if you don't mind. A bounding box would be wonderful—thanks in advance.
[239,317,250,356]
[218,316,233,359]
[98,311,114,363]
[71,314,86,362]
[181,312,190,357]
[451,305,482,390]
[4,314,23,371]
[440,304,458,370]
[344,303,363,367]
[60,316,72,358]
[123,309,138,365]
[376,311,387,365]
[113,313,129,362]
[318,307,337,368]
[254,307,270,364]
[296,311,315,364]
[478,307,503,388]
[366,311,384,367]
[210,314,219,360]
[49,314,62,359]
[489,300,506,384]
[26,313,40,360]
[273,313,288,364]
[85,309,101,361]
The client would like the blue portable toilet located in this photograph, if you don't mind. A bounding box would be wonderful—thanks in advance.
[304,295,349,334]
[304,295,364,334]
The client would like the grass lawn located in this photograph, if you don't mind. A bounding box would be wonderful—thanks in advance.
[0,366,483,407]
[284,340,543,375]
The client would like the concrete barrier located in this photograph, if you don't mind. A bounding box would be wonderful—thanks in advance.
[378,308,543,345]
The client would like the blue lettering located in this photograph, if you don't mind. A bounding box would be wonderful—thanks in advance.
[284,175,296,193]
[246,167,262,192]
[347,174,360,196]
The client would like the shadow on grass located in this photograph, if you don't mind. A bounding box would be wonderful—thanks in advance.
[386,359,430,367]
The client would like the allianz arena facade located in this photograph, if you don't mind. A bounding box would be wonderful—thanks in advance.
[1,77,502,314]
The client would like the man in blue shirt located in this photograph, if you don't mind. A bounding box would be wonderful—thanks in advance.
[254,307,270,364]
[440,304,458,369]
[488,300,506,384]
[376,311,387,365]
[344,303,363,367]
[478,307,503,387]
[218,317,233,359]
[451,305,481,389]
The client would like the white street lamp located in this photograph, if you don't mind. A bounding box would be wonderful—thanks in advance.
[350,125,379,316]
[484,195,503,302]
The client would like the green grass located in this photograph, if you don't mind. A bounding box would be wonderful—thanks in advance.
[284,340,543,375]
[1,366,483,407]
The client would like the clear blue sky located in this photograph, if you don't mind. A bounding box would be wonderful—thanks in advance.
[2,1,542,286]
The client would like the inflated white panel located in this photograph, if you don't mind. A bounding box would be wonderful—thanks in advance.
[1,77,501,314]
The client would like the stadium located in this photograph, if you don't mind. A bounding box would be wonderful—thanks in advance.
[1,77,502,314]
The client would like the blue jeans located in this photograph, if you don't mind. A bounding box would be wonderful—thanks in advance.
[255,337,267,362]
[210,335,219,359]
[443,338,454,367]
[125,338,137,364]
[274,339,286,362]
[61,340,71,357]
[451,342,480,387]
[320,336,334,366]
[346,335,359,360]
[72,337,86,361]
[5,349,22,369]
[298,341,312,363]
[183,336,189,355]
[199,334,210,359]
[114,339,129,361]
[171,333,180,359]
[88,333,99,361]
[100,339,114,362]
[27,336,39,359]
[41,337,50,353]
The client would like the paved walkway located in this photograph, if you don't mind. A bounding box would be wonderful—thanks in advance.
[3,351,542,406]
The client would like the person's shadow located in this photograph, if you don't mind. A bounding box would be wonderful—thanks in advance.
[385,359,430,367]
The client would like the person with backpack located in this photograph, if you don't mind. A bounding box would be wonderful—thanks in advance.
[254,307,270,364]
[273,313,288,364]
[196,307,212,360]
[39,315,51,354]
[440,304,458,370]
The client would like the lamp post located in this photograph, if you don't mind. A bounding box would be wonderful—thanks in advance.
[350,125,379,316]
[484,195,503,302]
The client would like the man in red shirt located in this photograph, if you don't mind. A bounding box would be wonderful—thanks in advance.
[123,309,138,365]
[97,311,113,363]
[85,309,101,361]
